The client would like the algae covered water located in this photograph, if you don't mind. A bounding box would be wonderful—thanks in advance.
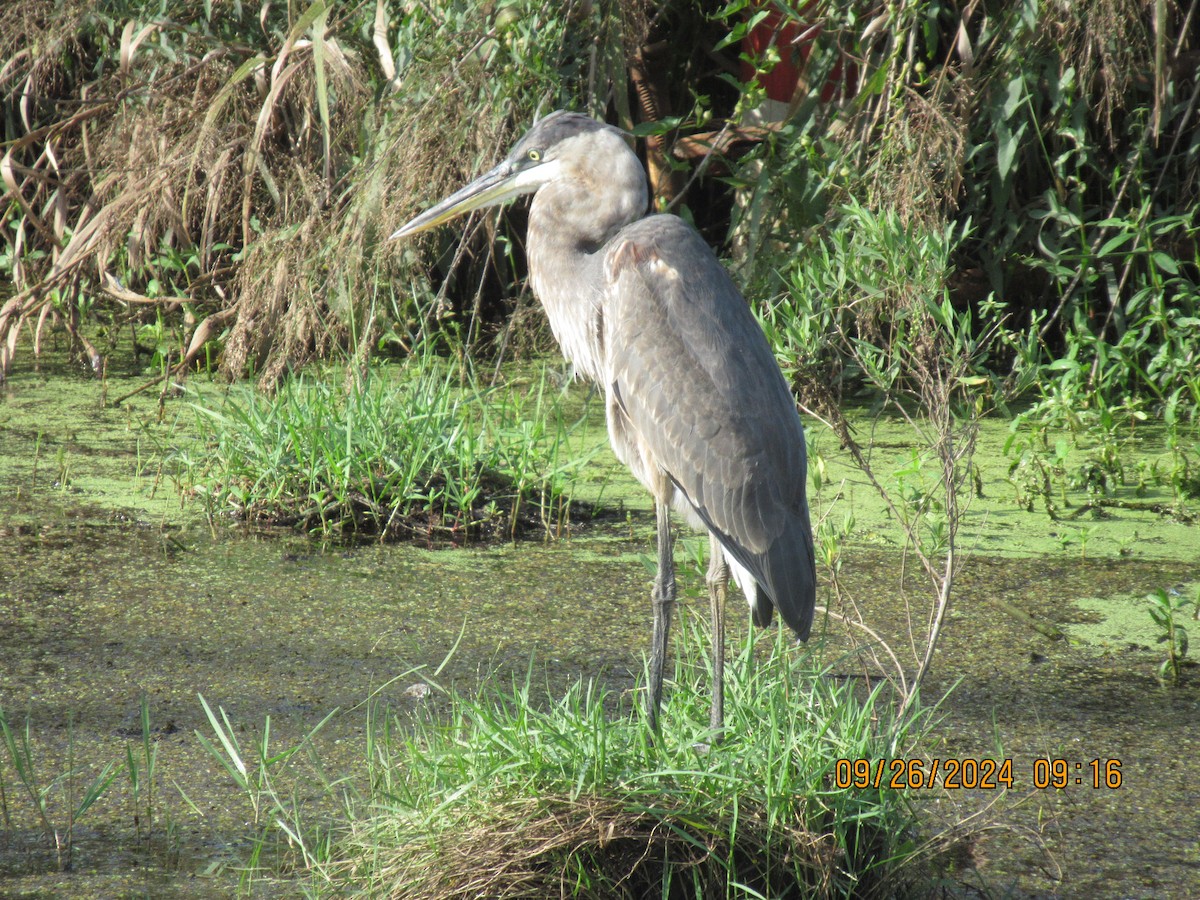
[1,355,1198,897]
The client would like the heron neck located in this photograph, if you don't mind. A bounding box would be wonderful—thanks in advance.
[526,181,642,384]
[526,222,607,383]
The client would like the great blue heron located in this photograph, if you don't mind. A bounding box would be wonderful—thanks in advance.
[390,111,815,732]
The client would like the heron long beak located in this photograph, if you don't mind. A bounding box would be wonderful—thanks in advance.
[389,159,528,241]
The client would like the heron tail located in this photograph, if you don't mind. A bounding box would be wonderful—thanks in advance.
[720,512,816,641]
[755,517,816,641]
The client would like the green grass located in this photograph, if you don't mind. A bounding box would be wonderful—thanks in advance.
[0,704,128,873]
[196,616,935,898]
[170,353,594,541]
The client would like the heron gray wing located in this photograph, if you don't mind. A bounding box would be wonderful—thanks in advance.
[603,215,816,639]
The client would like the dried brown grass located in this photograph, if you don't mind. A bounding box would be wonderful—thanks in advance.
[864,78,973,227]
[341,793,849,900]
[1050,0,1158,142]
[0,0,619,390]
[0,1,336,384]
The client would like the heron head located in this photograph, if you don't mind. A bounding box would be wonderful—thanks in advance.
[389,111,640,241]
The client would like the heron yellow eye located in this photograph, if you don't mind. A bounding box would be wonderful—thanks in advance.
[527,149,542,162]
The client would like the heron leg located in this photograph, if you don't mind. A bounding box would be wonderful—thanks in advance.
[706,534,729,737]
[647,499,675,731]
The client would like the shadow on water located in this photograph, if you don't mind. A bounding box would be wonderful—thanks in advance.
[1,357,1198,897]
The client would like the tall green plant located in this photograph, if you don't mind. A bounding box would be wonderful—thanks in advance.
[0,706,120,872]
[757,200,1011,709]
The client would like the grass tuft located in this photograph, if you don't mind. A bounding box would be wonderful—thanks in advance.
[324,618,927,898]
[172,353,594,541]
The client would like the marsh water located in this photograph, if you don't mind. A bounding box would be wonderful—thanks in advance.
[2,353,1199,898]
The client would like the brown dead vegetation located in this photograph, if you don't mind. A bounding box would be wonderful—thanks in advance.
[340,793,865,900]
[0,1,597,391]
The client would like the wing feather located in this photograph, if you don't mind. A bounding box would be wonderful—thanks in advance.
[603,215,815,638]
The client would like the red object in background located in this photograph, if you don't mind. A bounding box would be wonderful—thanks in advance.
[739,5,852,106]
